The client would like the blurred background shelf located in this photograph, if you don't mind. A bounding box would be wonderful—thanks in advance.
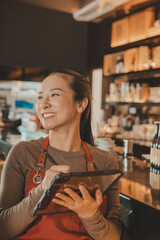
[102,101,160,106]
[103,67,160,79]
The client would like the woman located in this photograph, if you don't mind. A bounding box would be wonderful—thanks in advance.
[0,69,121,240]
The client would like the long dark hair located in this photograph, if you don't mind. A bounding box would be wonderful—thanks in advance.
[49,69,94,145]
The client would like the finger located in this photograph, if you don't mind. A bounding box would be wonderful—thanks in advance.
[42,170,61,191]
[54,192,74,204]
[64,188,82,202]
[45,170,60,179]
[52,197,68,208]
[49,165,70,173]
[95,188,103,206]
[79,184,91,199]
[42,165,70,192]
[44,165,70,180]
[42,175,56,191]
[52,192,75,209]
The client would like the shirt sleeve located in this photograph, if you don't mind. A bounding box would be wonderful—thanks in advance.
[79,151,121,240]
[0,142,44,240]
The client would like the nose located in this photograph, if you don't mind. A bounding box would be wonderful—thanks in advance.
[40,96,51,109]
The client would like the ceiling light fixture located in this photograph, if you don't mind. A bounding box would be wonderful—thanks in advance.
[73,0,130,22]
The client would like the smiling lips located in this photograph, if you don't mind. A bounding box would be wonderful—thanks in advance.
[42,113,56,118]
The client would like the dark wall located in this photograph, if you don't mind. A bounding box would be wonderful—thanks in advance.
[87,21,111,70]
[0,0,88,75]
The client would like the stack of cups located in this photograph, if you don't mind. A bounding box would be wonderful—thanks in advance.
[94,137,116,156]
[123,139,133,172]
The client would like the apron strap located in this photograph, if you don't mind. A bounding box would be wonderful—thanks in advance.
[37,136,49,168]
[82,141,95,171]
[37,136,95,171]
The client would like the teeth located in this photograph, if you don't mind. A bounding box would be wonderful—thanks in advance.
[43,113,55,118]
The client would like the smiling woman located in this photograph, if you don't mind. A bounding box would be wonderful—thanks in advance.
[36,73,84,144]
[0,69,121,240]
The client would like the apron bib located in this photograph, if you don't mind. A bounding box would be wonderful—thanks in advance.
[16,137,107,240]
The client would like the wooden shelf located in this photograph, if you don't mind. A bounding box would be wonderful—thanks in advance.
[104,35,160,54]
[103,68,160,79]
[102,0,160,25]
[102,101,160,106]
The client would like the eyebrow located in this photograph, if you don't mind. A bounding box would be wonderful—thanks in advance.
[38,88,64,94]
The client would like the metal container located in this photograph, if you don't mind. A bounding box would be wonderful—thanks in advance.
[123,139,133,157]
[123,157,133,172]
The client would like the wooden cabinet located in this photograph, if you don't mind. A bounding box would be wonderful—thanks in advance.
[102,2,160,144]
[102,3,160,110]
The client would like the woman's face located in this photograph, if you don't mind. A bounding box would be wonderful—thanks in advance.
[36,74,80,131]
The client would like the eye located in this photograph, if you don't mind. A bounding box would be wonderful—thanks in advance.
[37,96,43,99]
[51,93,59,97]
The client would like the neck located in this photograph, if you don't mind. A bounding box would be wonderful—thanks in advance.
[48,129,82,152]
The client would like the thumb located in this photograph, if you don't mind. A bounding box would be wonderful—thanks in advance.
[95,188,103,206]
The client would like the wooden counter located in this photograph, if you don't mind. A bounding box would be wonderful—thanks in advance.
[119,158,160,240]
[119,159,160,211]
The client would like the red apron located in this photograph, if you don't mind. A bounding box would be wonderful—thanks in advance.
[16,137,107,240]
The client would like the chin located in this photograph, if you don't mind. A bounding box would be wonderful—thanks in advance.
[42,123,54,130]
[43,126,54,130]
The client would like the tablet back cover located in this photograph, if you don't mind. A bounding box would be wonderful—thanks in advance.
[33,170,122,216]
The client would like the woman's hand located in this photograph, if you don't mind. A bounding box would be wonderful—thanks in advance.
[42,165,70,192]
[52,184,103,218]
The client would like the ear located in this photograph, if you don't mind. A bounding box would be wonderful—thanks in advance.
[77,97,88,114]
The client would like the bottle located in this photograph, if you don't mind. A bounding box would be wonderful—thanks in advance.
[154,125,160,190]
[134,83,141,103]
[150,121,160,188]
[130,84,136,102]
[116,55,124,74]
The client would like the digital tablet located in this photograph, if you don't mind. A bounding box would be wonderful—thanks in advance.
[33,169,123,216]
